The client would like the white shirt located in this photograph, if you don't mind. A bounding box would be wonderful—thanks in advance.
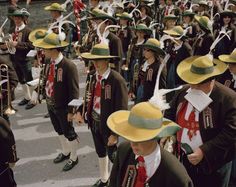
[142,61,149,72]
[231,73,236,88]
[54,52,64,65]
[136,144,161,181]
[93,68,111,114]
[15,23,25,32]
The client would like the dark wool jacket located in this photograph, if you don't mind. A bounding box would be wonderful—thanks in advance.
[86,69,128,137]
[50,57,80,113]
[109,141,193,187]
[10,26,34,64]
[165,82,236,173]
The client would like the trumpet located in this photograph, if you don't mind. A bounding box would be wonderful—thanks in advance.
[4,34,16,54]
[0,64,16,116]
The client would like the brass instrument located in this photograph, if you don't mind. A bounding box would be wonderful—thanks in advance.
[0,64,16,116]
[5,34,16,54]
[82,74,93,118]
[132,61,139,93]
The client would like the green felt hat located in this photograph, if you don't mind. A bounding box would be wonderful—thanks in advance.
[33,32,69,49]
[88,8,117,24]
[116,12,133,21]
[220,10,236,18]
[44,3,66,12]
[81,43,118,60]
[8,9,30,17]
[131,23,152,35]
[182,10,195,17]
[141,38,165,56]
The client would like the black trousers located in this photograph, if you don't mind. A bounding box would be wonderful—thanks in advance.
[12,61,32,84]
[183,155,232,187]
[47,103,77,141]
[90,111,117,162]
[0,164,16,187]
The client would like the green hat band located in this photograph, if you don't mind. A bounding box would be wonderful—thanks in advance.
[44,36,61,46]
[91,47,110,56]
[190,65,214,75]
[35,31,46,40]
[128,113,163,129]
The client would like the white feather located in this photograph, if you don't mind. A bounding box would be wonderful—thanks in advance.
[149,54,183,110]
[61,0,72,10]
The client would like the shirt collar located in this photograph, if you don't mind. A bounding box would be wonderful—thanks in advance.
[15,23,25,32]
[96,67,111,80]
[56,15,64,22]
[53,52,63,65]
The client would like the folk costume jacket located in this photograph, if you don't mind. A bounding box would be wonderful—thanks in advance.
[10,26,33,64]
[165,82,236,173]
[86,70,128,136]
[109,142,193,187]
[48,57,79,113]
[139,59,167,102]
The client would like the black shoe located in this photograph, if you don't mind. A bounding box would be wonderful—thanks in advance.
[92,179,108,187]
[62,157,78,171]
[53,153,70,164]
[25,103,36,110]
[44,113,50,118]
[18,98,30,106]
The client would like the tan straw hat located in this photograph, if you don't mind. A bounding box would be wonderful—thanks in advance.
[33,32,69,49]
[177,55,227,84]
[218,49,236,64]
[107,102,180,142]
[29,28,47,42]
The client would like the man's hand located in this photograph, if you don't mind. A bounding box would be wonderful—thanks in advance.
[67,113,74,122]
[74,112,84,124]
[9,162,16,168]
[187,147,204,165]
[107,135,118,146]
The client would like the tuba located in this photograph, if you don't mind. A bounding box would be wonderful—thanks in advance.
[0,64,16,116]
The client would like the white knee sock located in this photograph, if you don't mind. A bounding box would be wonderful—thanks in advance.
[98,156,109,183]
[58,135,70,156]
[21,84,31,100]
[31,90,38,104]
[68,139,79,161]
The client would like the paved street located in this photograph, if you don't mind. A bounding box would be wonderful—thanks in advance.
[10,59,101,187]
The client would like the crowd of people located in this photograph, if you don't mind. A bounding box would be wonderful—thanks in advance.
[0,0,236,187]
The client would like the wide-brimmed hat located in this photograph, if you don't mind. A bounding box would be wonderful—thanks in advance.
[220,10,236,18]
[219,49,236,64]
[182,10,195,17]
[88,8,117,24]
[44,3,66,12]
[107,102,180,142]
[198,1,209,8]
[33,32,69,49]
[177,55,227,84]
[131,23,152,35]
[116,12,133,21]
[163,25,184,36]
[140,38,165,56]
[81,43,118,60]
[194,15,212,32]
[29,28,47,42]
[163,14,178,21]
[8,9,30,17]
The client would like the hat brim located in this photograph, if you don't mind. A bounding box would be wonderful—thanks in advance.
[177,56,227,84]
[141,44,165,56]
[29,28,47,42]
[116,14,133,21]
[88,16,117,24]
[219,55,236,64]
[220,11,236,18]
[81,52,118,60]
[33,38,69,49]
[107,111,180,142]
[163,30,182,36]
[44,6,66,12]
[194,15,211,31]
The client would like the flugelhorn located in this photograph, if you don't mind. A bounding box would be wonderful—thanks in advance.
[0,64,16,116]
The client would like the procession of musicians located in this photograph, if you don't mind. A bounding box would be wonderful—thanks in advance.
[0,0,236,186]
